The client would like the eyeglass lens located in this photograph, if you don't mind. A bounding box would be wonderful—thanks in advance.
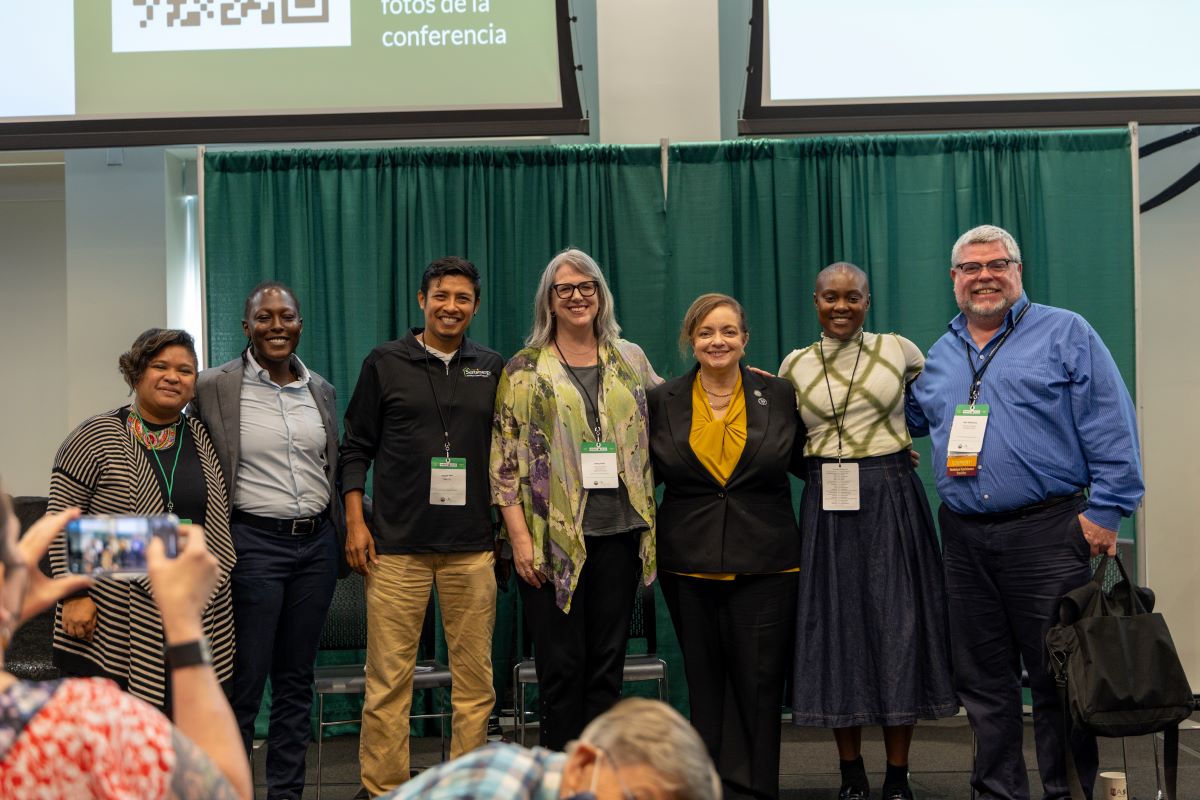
[553,281,599,298]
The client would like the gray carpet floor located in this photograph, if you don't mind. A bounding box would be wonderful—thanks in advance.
[261,712,1200,799]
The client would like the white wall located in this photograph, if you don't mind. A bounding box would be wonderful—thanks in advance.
[64,148,168,426]
[1135,124,1200,684]
[595,0,721,144]
[0,149,167,496]
[0,159,67,496]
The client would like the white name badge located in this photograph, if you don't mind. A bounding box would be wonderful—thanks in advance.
[946,404,989,477]
[948,403,989,454]
[429,457,467,506]
[821,462,860,511]
[580,441,619,489]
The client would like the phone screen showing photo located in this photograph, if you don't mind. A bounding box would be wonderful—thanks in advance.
[65,515,178,578]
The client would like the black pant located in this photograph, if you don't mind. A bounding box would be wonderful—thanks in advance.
[940,498,1098,800]
[229,517,339,800]
[660,571,798,800]
[517,530,641,751]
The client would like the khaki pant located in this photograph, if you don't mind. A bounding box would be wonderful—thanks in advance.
[359,551,497,794]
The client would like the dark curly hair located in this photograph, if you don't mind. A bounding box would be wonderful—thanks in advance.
[117,328,197,391]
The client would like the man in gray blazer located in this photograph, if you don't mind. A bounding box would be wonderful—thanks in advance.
[191,281,343,800]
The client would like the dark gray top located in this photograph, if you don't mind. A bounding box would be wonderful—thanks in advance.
[566,365,645,537]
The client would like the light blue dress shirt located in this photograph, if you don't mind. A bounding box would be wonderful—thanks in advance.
[905,293,1143,531]
[235,352,330,518]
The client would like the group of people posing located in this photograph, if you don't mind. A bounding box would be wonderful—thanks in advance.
[11,222,1141,800]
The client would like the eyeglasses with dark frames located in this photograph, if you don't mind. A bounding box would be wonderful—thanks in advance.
[552,280,600,299]
[954,258,1018,276]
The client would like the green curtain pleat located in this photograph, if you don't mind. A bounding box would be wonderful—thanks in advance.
[207,128,1135,735]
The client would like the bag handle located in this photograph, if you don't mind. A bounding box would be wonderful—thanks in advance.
[1086,554,1148,617]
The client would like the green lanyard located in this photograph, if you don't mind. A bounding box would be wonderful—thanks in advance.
[133,408,185,514]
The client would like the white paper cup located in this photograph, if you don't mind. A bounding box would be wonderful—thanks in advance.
[1098,771,1127,798]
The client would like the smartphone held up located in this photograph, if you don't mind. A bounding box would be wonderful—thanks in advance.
[65,515,179,578]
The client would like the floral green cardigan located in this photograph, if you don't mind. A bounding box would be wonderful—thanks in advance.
[490,339,660,611]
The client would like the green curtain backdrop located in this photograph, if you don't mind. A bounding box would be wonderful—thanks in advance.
[204,128,1136,728]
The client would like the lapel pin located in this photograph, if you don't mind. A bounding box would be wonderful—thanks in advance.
[758,397,768,406]
[753,389,763,397]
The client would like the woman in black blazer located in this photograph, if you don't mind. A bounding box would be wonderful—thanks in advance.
[647,293,805,800]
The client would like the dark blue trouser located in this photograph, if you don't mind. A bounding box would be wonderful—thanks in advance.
[940,497,1098,800]
[229,517,338,800]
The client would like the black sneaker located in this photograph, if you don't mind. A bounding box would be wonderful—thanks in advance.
[838,784,869,800]
[487,716,504,741]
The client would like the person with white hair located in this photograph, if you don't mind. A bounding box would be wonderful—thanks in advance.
[382,698,722,800]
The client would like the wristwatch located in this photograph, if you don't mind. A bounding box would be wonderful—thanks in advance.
[164,638,212,670]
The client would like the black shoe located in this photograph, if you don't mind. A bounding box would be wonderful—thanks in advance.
[487,716,504,741]
[883,786,914,800]
[838,784,869,800]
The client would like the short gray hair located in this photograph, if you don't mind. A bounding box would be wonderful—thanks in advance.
[951,224,1022,267]
[575,698,721,800]
[525,248,622,349]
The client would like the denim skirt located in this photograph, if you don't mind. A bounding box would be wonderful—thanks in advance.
[792,450,959,727]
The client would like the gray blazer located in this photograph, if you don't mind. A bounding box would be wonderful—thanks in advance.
[191,356,347,569]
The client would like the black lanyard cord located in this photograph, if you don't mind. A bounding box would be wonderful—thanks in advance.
[419,336,462,459]
[963,302,1031,405]
[818,332,864,460]
[554,339,603,442]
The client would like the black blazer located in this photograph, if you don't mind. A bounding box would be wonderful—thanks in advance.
[647,364,805,574]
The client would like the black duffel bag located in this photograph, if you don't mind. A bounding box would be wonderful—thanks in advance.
[1045,553,1194,800]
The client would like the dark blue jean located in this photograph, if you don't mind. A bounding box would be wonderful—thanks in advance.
[940,498,1098,800]
[229,517,338,800]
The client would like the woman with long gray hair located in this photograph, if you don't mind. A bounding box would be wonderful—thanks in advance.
[490,248,661,751]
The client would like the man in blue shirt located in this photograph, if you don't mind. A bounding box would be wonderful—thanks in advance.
[906,224,1144,800]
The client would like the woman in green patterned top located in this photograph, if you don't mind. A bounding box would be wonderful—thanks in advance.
[490,248,660,752]
[778,262,957,800]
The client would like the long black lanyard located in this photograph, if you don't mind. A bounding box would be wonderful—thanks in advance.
[419,337,462,459]
[818,332,864,460]
[554,339,603,442]
[963,302,1031,406]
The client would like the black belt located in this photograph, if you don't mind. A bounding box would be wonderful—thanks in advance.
[958,491,1084,524]
[232,507,329,536]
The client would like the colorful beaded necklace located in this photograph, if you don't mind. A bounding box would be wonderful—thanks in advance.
[127,406,179,450]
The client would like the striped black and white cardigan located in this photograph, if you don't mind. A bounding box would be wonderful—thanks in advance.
[46,407,237,709]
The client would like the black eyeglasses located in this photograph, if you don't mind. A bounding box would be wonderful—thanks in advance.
[954,259,1017,276]
[552,280,599,299]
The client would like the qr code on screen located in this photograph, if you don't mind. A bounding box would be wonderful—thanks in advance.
[112,0,350,53]
[131,0,330,29]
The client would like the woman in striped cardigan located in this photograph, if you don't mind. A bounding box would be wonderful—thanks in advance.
[47,328,237,712]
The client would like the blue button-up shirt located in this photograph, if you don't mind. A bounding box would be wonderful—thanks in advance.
[905,293,1143,531]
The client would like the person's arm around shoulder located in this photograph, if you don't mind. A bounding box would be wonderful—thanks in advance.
[149,525,252,800]
[619,339,663,389]
[491,356,543,588]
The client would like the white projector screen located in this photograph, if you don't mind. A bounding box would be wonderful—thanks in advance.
[0,0,586,148]
[742,0,1200,133]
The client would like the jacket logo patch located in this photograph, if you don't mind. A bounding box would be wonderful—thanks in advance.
[462,368,492,378]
